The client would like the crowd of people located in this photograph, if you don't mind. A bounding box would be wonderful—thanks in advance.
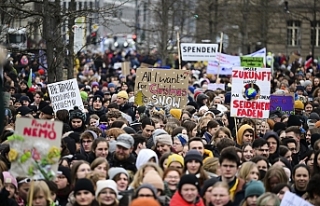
[0,49,320,206]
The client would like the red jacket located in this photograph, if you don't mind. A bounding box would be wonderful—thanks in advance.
[170,191,205,206]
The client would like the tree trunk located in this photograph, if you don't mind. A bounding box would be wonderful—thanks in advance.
[67,0,76,79]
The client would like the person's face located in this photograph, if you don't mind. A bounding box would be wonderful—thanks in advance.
[34,94,41,103]
[293,167,309,190]
[173,139,183,153]
[115,145,131,161]
[156,143,171,155]
[116,173,129,191]
[222,115,229,126]
[93,163,107,179]
[75,190,95,205]
[4,183,15,198]
[20,83,27,90]
[220,159,238,180]
[82,137,93,152]
[142,125,155,138]
[137,188,155,198]
[213,98,221,105]
[315,78,320,86]
[182,129,188,136]
[209,126,220,136]
[71,118,83,129]
[32,191,47,206]
[181,113,190,121]
[269,176,280,190]
[267,137,277,154]
[242,131,253,144]
[95,142,108,158]
[93,100,102,110]
[204,186,213,203]
[164,171,180,187]
[254,143,269,158]
[191,127,197,138]
[287,142,297,154]
[218,131,229,139]
[307,153,314,169]
[98,188,117,205]
[18,182,30,202]
[14,101,22,109]
[246,195,258,206]
[277,186,290,201]
[186,160,201,174]
[76,164,91,179]
[306,84,312,91]
[90,118,98,126]
[248,167,259,182]
[305,104,313,114]
[22,100,29,106]
[189,141,204,156]
[116,97,125,105]
[256,160,268,172]
[210,186,230,206]
[54,173,69,189]
[180,184,198,203]
[243,145,253,161]
[218,94,225,103]
[284,150,292,162]
[306,130,312,143]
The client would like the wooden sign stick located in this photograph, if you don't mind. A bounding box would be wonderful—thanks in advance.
[217,32,224,81]
[177,32,182,70]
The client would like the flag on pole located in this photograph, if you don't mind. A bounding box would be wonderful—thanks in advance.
[27,69,32,88]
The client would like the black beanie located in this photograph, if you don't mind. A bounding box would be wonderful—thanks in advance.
[58,166,71,184]
[200,178,218,197]
[184,150,203,165]
[74,178,95,196]
[287,115,302,127]
[178,174,200,192]
[273,122,286,133]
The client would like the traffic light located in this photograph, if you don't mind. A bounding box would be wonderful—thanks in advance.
[91,32,97,45]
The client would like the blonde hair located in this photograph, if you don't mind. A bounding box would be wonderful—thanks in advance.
[27,181,52,204]
[212,182,229,192]
[130,162,163,189]
[257,192,280,206]
[90,114,99,121]
[86,172,101,190]
[106,128,125,140]
[90,157,109,179]
[203,157,220,174]
[238,162,258,182]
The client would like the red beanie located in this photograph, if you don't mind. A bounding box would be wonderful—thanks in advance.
[130,198,161,206]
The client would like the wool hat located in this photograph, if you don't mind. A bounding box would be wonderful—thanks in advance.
[167,154,184,167]
[173,133,188,146]
[80,91,88,102]
[74,178,95,196]
[154,134,173,146]
[287,115,302,127]
[91,81,99,88]
[200,178,219,197]
[19,96,30,103]
[178,174,200,192]
[96,180,118,198]
[136,183,157,198]
[294,100,304,110]
[273,122,286,133]
[309,112,320,121]
[92,95,103,102]
[245,180,265,199]
[108,83,115,88]
[130,198,161,206]
[108,167,129,180]
[2,171,17,189]
[142,170,164,192]
[58,166,71,184]
[40,105,54,116]
[69,107,86,122]
[303,80,312,87]
[117,91,129,99]
[116,134,134,149]
[16,106,33,116]
[296,86,305,92]
[184,150,203,165]
[170,109,182,120]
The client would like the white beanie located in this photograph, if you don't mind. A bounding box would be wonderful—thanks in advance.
[96,180,118,198]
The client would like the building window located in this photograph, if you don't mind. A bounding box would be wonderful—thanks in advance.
[311,21,320,47]
[287,20,301,46]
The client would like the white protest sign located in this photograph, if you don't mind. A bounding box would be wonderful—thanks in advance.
[47,78,84,112]
[208,83,225,91]
[113,62,122,69]
[280,191,313,206]
[180,43,218,61]
[207,48,266,75]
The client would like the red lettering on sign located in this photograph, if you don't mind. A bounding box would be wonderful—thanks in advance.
[232,70,271,81]
[233,100,270,110]
[237,108,263,118]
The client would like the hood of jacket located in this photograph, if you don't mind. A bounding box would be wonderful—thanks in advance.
[135,148,159,169]
[263,131,280,160]
[236,124,254,146]
[170,191,205,206]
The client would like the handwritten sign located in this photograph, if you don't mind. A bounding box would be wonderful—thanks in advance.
[134,68,189,108]
[47,78,84,112]
[240,56,264,67]
[280,191,313,206]
[180,43,218,61]
[8,118,62,180]
[270,95,294,115]
[230,67,271,118]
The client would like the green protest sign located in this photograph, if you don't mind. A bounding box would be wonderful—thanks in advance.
[240,56,264,67]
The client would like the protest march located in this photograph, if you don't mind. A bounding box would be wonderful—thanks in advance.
[1,38,320,206]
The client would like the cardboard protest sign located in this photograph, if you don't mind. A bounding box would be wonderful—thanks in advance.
[230,67,271,118]
[8,118,62,180]
[280,191,312,206]
[47,78,84,112]
[134,68,189,108]
[240,57,264,67]
[180,43,218,61]
[121,61,131,80]
[270,95,294,115]
[208,83,225,91]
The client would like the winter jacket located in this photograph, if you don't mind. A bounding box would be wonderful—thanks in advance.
[0,188,18,206]
[170,191,205,206]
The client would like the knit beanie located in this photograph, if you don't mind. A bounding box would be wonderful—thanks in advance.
[96,180,118,198]
[245,180,265,199]
[2,171,17,189]
[287,115,302,127]
[170,109,182,120]
[154,134,173,146]
[294,100,304,110]
[80,91,88,102]
[69,106,86,123]
[178,174,200,192]
[184,150,203,165]
[108,167,129,180]
[136,183,157,198]
[167,154,184,167]
[74,178,95,196]
[130,198,161,206]
[58,166,71,184]
[117,91,129,99]
[200,178,218,197]
[142,170,164,192]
